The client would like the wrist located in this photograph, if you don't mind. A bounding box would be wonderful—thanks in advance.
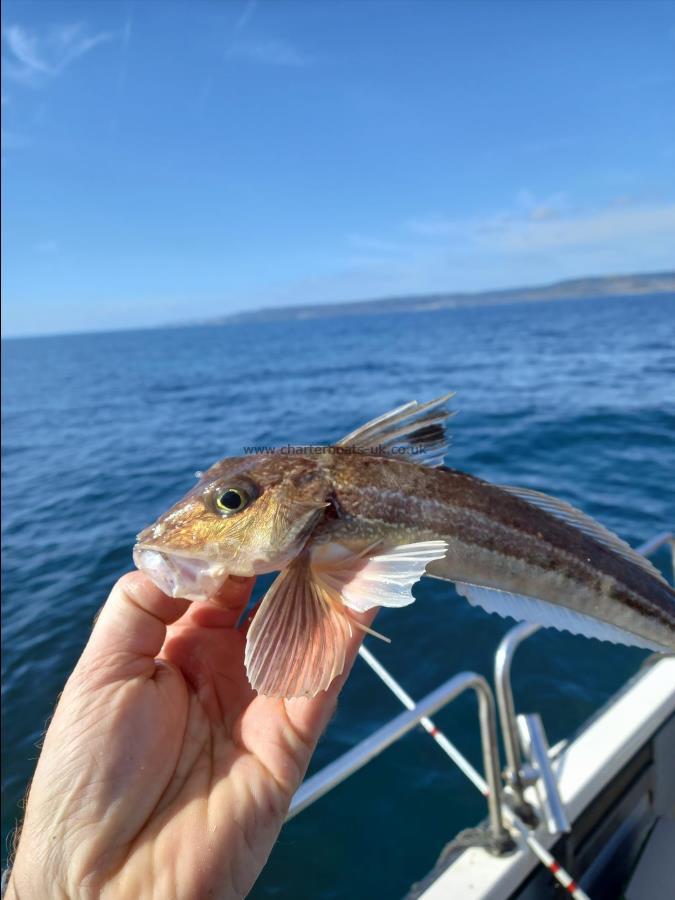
[3,854,65,900]
[2,871,20,900]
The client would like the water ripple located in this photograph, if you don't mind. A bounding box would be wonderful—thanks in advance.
[2,294,674,898]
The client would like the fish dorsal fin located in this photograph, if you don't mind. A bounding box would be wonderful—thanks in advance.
[335,393,455,467]
[244,539,448,698]
[454,581,668,653]
[311,540,449,612]
[499,484,668,585]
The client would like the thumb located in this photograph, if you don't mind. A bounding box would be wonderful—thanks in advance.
[82,571,190,675]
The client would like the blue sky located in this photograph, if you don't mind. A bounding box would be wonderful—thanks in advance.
[2,0,674,336]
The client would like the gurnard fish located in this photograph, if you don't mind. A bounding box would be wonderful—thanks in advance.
[134,394,675,698]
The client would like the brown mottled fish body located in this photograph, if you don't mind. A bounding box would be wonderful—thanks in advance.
[134,393,675,698]
[313,453,675,651]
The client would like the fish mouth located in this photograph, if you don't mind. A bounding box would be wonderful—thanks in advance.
[133,544,229,602]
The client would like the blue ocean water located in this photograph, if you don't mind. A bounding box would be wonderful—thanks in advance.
[2,295,674,897]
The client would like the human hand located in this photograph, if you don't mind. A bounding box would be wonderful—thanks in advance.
[7,572,371,899]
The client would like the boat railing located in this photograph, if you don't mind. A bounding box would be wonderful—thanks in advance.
[288,667,514,850]
[494,531,674,818]
[286,530,673,897]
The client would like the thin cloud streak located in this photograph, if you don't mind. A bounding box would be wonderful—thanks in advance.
[225,0,308,68]
[117,9,133,90]
[2,22,115,84]
[226,38,311,67]
[490,203,675,251]
[272,198,675,310]
[234,0,257,35]
[197,0,259,111]
[407,200,675,252]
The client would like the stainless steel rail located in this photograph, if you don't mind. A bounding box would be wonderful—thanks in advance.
[356,649,585,894]
[288,670,511,848]
[494,621,541,812]
[494,531,674,815]
[517,713,570,835]
[286,529,673,877]
[637,530,675,562]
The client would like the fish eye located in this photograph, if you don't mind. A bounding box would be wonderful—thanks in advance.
[215,487,251,515]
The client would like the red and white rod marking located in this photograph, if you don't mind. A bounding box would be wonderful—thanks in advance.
[511,821,585,899]
[358,646,590,900]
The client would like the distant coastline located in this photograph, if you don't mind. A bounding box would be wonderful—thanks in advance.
[214,271,675,325]
[4,271,674,340]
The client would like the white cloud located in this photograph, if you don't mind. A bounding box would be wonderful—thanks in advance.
[406,195,675,254]
[234,0,258,35]
[117,13,133,90]
[2,22,115,84]
[479,202,675,252]
[265,196,675,309]
[528,206,558,222]
[226,38,310,67]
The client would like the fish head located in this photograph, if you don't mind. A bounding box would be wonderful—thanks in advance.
[133,454,331,601]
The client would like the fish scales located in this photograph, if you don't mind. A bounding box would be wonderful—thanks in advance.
[319,453,674,644]
[134,393,675,698]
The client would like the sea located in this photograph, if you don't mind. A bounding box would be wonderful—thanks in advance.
[2,294,674,898]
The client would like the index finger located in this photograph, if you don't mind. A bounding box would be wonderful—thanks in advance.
[83,571,190,673]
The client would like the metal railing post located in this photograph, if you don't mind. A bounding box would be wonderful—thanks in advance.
[285,529,670,899]
[357,648,589,893]
[493,531,673,822]
[474,673,510,848]
[287,668,511,851]
[494,622,541,819]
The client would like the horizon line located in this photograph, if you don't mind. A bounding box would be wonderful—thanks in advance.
[3,268,674,341]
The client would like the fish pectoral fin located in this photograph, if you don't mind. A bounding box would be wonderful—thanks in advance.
[455,581,668,652]
[311,539,449,613]
[335,393,455,467]
[244,556,353,699]
[498,484,668,585]
[245,540,449,697]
